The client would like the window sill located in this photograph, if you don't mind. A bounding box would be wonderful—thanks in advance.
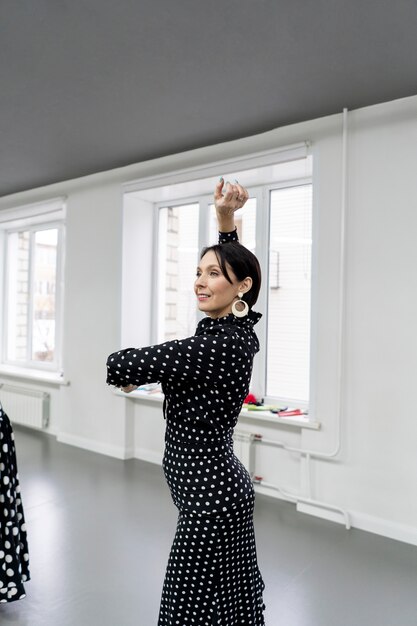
[114,389,164,403]
[0,365,69,386]
[239,409,320,430]
[113,389,320,430]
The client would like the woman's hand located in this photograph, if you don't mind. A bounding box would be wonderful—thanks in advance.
[121,384,138,393]
[214,179,249,232]
[214,179,249,215]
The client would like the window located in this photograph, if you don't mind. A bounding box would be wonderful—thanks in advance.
[157,203,199,342]
[266,184,312,403]
[123,147,313,409]
[1,200,65,372]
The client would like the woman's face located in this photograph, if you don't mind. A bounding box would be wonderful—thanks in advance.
[194,250,243,319]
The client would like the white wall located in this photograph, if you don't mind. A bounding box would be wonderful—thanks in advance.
[302,100,417,542]
[0,94,416,544]
[57,183,129,456]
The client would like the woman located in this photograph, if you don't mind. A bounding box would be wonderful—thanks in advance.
[107,179,266,625]
[0,402,30,603]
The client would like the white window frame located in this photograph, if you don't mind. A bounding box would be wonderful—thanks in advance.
[0,198,66,374]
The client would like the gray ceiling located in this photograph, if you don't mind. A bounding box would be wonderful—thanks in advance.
[1,0,416,198]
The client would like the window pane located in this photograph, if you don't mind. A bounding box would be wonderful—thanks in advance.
[32,229,58,362]
[209,198,257,250]
[158,204,199,342]
[266,185,312,402]
[6,231,30,361]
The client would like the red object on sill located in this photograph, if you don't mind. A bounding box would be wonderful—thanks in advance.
[278,409,304,417]
[244,393,257,404]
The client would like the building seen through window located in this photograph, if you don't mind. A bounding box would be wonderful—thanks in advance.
[5,227,59,365]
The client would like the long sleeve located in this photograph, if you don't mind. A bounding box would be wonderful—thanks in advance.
[107,228,247,390]
[106,324,245,389]
[218,228,239,244]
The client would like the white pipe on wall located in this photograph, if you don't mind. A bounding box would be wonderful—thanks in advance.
[251,435,351,528]
[252,476,350,529]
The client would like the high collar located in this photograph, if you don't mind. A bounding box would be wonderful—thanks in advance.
[196,309,262,333]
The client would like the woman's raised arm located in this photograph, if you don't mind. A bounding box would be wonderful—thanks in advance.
[214,178,249,238]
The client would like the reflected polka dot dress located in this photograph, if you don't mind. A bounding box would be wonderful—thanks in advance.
[107,230,266,625]
[0,404,30,603]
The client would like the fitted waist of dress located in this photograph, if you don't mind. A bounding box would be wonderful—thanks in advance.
[164,429,234,457]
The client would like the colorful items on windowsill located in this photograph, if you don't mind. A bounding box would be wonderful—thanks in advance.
[243,393,259,405]
[242,393,307,419]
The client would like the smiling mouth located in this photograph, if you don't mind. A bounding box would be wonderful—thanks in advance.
[197,294,210,299]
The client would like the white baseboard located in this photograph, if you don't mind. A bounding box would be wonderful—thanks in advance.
[297,501,417,547]
[57,432,134,460]
[57,435,162,464]
[349,510,417,546]
[134,447,163,465]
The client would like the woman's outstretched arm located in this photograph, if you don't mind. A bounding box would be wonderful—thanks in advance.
[106,324,247,392]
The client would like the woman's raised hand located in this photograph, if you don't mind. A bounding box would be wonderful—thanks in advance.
[214,179,249,232]
[214,179,249,216]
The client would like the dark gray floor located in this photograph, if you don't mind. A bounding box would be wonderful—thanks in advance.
[1,426,417,626]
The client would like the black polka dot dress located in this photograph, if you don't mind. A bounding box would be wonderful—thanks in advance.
[0,404,30,603]
[107,230,266,625]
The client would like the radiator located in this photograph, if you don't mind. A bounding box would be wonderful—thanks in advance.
[0,384,50,429]
[233,429,256,474]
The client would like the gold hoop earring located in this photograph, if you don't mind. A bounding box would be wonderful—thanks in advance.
[232,292,249,318]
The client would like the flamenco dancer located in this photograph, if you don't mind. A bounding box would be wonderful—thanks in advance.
[0,403,30,603]
[107,179,266,625]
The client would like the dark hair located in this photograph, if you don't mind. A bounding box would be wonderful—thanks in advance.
[200,242,262,308]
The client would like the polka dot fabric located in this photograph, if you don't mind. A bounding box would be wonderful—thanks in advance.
[0,404,30,603]
[107,229,266,625]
